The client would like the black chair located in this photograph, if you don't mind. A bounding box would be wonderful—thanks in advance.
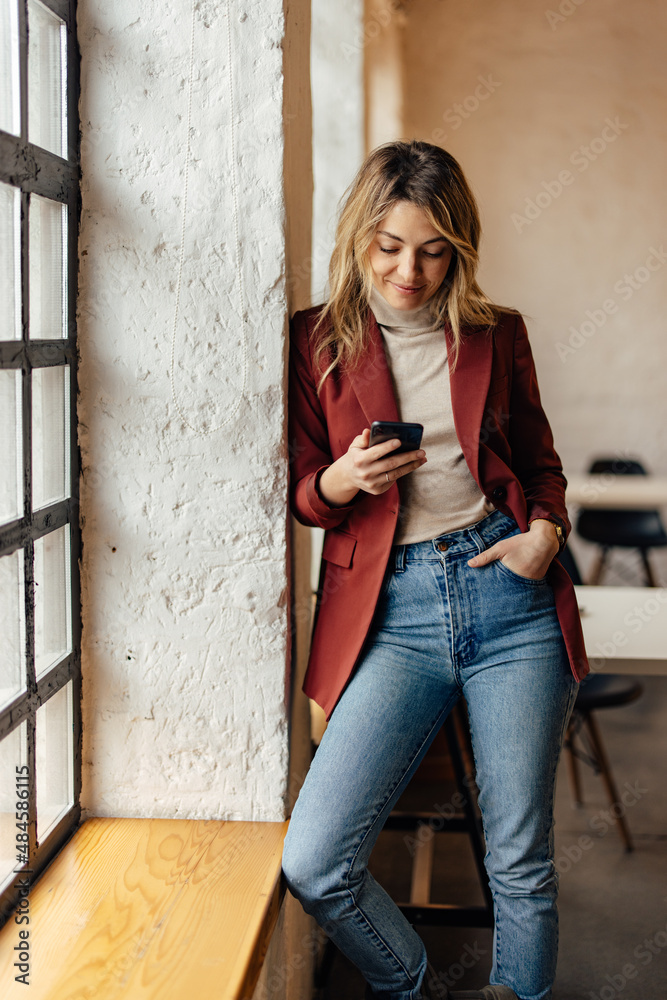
[558,544,644,851]
[576,458,667,586]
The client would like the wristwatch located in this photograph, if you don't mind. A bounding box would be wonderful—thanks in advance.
[531,516,566,552]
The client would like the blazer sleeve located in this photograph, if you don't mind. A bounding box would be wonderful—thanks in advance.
[288,310,358,530]
[508,314,571,538]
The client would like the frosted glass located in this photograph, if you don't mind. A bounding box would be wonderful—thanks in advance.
[36,682,73,840]
[0,370,22,524]
[0,723,28,888]
[29,194,67,340]
[34,525,71,678]
[0,182,21,341]
[28,0,66,158]
[32,366,70,510]
[0,550,26,711]
[0,0,20,136]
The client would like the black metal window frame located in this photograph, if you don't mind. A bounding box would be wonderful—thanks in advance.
[0,0,81,927]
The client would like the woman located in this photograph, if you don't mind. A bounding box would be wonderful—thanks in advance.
[282,140,589,1000]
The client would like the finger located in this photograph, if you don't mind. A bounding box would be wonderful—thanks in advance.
[468,543,502,567]
[366,437,405,461]
[383,456,427,483]
[350,428,371,450]
[379,448,426,470]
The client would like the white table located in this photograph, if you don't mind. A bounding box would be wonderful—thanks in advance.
[575,585,667,675]
[566,474,667,509]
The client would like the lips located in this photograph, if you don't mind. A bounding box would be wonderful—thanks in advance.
[389,282,425,294]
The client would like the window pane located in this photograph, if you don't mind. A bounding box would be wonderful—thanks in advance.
[28,0,66,158]
[32,366,70,510]
[0,723,28,888]
[36,682,73,841]
[29,194,67,340]
[0,549,26,711]
[34,525,71,678]
[0,182,21,341]
[0,0,20,136]
[0,370,22,524]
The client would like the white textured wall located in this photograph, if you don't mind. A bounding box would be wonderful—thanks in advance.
[402,0,667,582]
[310,0,365,303]
[77,0,297,820]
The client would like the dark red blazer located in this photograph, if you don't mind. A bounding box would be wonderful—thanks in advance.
[289,305,590,719]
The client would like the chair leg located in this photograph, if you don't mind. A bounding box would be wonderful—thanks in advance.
[584,713,634,852]
[564,722,584,807]
[588,548,608,585]
[639,549,659,587]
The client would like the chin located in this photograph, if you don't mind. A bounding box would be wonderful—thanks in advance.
[385,287,430,309]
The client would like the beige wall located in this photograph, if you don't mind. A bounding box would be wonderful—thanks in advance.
[400,0,667,578]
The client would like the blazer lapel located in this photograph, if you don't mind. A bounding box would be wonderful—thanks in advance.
[348,311,400,425]
[446,325,493,486]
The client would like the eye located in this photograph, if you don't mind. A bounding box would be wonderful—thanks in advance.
[379,246,399,254]
[423,250,445,258]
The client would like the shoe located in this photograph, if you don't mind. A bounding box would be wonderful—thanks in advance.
[450,987,519,999]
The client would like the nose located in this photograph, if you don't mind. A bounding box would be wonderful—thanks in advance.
[396,250,420,283]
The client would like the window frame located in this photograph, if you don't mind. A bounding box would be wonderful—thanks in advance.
[0,0,81,928]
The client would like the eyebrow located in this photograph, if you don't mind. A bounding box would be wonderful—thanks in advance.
[377,230,449,245]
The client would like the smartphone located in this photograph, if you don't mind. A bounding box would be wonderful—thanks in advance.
[369,420,424,455]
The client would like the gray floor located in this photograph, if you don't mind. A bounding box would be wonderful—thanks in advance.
[322,675,667,999]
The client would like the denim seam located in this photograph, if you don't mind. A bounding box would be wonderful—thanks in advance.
[439,557,459,681]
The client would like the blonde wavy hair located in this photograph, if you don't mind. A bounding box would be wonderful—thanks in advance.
[313,140,500,391]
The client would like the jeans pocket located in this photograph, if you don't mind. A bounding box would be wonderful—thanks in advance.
[494,557,548,585]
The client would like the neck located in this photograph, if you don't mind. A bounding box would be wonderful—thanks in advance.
[368,285,441,333]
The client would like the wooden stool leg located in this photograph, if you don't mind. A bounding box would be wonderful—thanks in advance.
[409,823,436,906]
[564,723,584,807]
[588,548,608,585]
[584,713,634,852]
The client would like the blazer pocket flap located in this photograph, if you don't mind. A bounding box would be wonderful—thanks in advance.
[322,530,357,568]
[488,374,509,396]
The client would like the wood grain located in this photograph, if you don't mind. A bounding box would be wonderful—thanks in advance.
[0,817,288,1000]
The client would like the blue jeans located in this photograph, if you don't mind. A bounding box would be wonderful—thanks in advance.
[282,510,579,1000]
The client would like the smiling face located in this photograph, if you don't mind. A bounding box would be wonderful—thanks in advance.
[368,200,454,311]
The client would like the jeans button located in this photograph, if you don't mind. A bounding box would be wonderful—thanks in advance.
[437,542,449,552]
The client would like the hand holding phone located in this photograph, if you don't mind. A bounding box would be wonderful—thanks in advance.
[369,420,424,455]
[317,422,427,507]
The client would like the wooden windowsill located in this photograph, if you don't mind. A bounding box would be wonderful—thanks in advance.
[0,816,288,999]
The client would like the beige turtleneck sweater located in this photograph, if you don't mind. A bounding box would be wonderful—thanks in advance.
[369,285,495,545]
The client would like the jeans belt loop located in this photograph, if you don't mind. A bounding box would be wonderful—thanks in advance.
[394,545,406,573]
[470,527,487,556]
